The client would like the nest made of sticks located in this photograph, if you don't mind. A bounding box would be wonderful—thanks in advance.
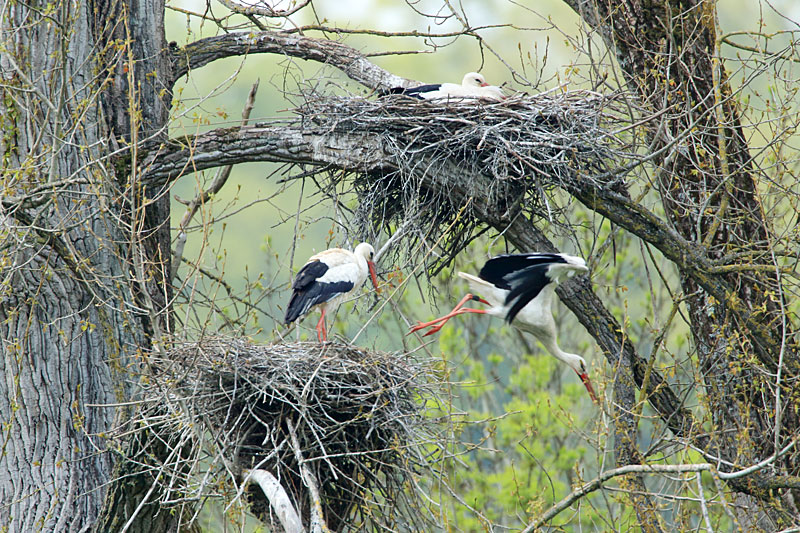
[294,90,636,273]
[132,337,448,531]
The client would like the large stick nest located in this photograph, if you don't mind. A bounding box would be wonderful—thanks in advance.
[132,338,448,531]
[295,91,635,273]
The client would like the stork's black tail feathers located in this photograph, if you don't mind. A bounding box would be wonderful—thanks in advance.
[284,290,311,325]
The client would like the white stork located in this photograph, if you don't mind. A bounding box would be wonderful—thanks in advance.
[410,253,598,403]
[391,72,504,101]
[284,242,380,342]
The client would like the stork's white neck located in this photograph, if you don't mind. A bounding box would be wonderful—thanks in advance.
[537,334,585,374]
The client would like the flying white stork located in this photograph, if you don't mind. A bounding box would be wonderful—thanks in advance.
[410,253,598,403]
[284,242,380,342]
[390,72,504,101]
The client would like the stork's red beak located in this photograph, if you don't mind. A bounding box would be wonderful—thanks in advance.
[480,82,489,87]
[367,261,380,293]
[578,371,599,404]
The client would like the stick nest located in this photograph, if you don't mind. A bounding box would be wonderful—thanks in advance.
[295,91,635,273]
[132,338,448,531]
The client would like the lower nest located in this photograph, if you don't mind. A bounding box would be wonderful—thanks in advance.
[146,337,443,531]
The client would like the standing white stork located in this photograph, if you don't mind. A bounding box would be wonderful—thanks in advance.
[390,72,505,101]
[410,253,598,403]
[284,242,380,342]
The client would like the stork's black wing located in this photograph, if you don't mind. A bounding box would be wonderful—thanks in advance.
[284,260,354,324]
[291,260,328,291]
[386,83,443,99]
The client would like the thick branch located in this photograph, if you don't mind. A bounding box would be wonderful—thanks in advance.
[142,127,705,286]
[245,470,303,533]
[172,30,411,90]
[142,125,387,181]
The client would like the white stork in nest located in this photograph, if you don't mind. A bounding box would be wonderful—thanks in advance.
[284,242,379,342]
[390,72,504,101]
[410,253,598,403]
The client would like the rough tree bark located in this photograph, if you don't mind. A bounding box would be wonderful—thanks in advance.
[0,0,173,530]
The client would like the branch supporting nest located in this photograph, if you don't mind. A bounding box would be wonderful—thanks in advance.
[130,337,447,531]
[245,469,304,532]
[147,90,634,277]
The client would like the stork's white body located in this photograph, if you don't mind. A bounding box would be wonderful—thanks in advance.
[459,255,586,334]
[411,253,597,402]
[457,255,587,367]
[458,271,557,341]
[398,72,504,101]
[310,248,371,310]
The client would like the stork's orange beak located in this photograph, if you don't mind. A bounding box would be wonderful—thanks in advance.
[367,261,380,294]
[578,371,599,404]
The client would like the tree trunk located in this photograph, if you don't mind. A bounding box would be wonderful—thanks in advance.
[0,0,171,529]
[565,0,799,526]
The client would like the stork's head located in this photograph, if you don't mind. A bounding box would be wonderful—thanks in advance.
[354,242,380,293]
[463,72,489,87]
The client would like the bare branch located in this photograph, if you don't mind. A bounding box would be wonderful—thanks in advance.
[284,24,510,39]
[171,30,412,90]
[217,0,311,18]
[521,463,717,532]
[287,419,329,533]
[524,442,800,533]
[170,80,261,283]
[244,469,304,533]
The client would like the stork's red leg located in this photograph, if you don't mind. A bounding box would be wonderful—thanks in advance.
[315,309,327,342]
[409,294,490,337]
[576,370,599,404]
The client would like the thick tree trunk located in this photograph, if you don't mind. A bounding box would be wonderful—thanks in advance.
[565,0,799,526]
[0,0,171,529]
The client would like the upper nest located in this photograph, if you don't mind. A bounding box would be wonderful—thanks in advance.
[132,338,447,531]
[294,91,635,273]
